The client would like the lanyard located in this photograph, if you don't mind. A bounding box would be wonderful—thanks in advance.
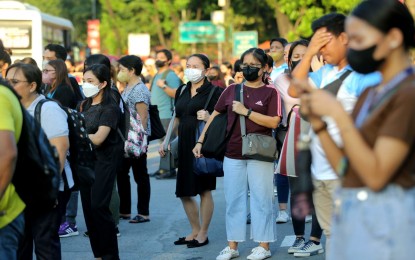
[355,67,415,128]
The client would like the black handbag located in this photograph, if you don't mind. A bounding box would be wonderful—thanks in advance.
[148,104,166,141]
[201,85,240,161]
[194,88,224,177]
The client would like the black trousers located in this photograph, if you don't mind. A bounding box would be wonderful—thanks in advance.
[117,154,150,216]
[80,149,121,260]
[288,176,323,238]
[18,206,61,260]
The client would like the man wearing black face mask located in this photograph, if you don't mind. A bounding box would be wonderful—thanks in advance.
[150,49,182,179]
[287,13,382,257]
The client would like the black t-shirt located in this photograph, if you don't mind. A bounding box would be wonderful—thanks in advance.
[52,83,77,109]
[83,103,121,149]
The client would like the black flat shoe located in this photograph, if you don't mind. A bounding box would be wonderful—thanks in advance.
[187,238,209,248]
[174,237,193,245]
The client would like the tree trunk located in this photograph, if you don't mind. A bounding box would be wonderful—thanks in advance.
[274,3,292,38]
[104,0,122,56]
[151,0,167,48]
[166,0,180,49]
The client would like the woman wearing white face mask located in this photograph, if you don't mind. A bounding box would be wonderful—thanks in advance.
[159,54,222,248]
[79,64,123,260]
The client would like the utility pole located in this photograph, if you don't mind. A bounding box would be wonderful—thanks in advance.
[92,0,96,19]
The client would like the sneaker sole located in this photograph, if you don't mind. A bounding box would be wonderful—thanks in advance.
[288,248,302,254]
[59,231,79,238]
[247,255,271,260]
[216,253,239,260]
[276,219,289,223]
[294,249,324,257]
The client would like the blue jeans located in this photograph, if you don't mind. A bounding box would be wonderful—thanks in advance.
[65,190,79,224]
[328,185,415,260]
[223,157,277,243]
[0,212,25,260]
[275,174,289,204]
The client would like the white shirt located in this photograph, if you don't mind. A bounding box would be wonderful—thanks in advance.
[308,64,382,180]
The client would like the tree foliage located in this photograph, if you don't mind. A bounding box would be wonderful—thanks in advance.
[268,0,360,41]
[21,0,360,58]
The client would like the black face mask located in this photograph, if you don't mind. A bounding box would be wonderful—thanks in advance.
[347,45,385,74]
[207,75,217,81]
[242,66,261,82]
[290,60,301,72]
[155,60,166,68]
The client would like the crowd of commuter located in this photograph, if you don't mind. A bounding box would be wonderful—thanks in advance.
[1,0,415,259]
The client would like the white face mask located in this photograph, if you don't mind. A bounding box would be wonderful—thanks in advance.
[42,60,49,69]
[82,82,101,98]
[184,68,204,83]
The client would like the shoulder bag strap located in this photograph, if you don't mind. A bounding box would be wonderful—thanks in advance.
[223,84,241,141]
[34,99,52,123]
[323,69,352,96]
[203,86,217,111]
[286,104,300,129]
[163,84,187,150]
[239,84,247,137]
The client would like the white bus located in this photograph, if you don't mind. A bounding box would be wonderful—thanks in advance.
[0,0,74,67]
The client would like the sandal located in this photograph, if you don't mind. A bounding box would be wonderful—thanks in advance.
[129,215,150,223]
[120,214,131,220]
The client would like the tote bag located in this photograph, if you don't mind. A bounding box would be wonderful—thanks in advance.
[276,106,310,177]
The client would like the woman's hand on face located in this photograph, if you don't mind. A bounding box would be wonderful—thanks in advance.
[197,110,210,121]
[232,101,248,116]
[192,143,202,158]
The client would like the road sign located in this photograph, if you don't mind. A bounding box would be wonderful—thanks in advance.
[233,31,258,58]
[128,33,150,56]
[179,21,225,43]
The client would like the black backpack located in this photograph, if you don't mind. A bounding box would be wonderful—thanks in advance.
[36,99,96,189]
[5,88,61,210]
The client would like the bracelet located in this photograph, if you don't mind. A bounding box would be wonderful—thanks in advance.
[313,122,327,135]
[161,85,167,89]
[196,141,203,145]
[246,108,252,117]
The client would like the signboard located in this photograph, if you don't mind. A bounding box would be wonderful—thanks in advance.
[128,33,150,57]
[233,31,258,58]
[87,19,100,54]
[179,21,225,43]
[0,20,31,49]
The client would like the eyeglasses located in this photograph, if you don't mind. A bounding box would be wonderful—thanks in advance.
[7,78,28,86]
[240,64,262,69]
[42,69,55,73]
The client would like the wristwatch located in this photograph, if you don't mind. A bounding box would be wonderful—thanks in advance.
[161,84,167,89]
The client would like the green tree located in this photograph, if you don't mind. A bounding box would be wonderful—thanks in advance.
[266,0,360,40]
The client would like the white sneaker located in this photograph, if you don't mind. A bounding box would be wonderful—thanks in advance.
[305,215,312,223]
[288,237,305,254]
[247,246,271,260]
[293,240,324,257]
[216,246,239,260]
[276,210,290,223]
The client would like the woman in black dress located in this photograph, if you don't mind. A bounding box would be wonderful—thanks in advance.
[160,54,222,247]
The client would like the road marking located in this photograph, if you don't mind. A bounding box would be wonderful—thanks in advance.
[280,235,296,247]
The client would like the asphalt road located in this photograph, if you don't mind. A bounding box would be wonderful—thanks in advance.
[61,142,325,260]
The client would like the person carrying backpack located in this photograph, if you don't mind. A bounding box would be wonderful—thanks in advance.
[6,63,70,259]
[0,79,24,260]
